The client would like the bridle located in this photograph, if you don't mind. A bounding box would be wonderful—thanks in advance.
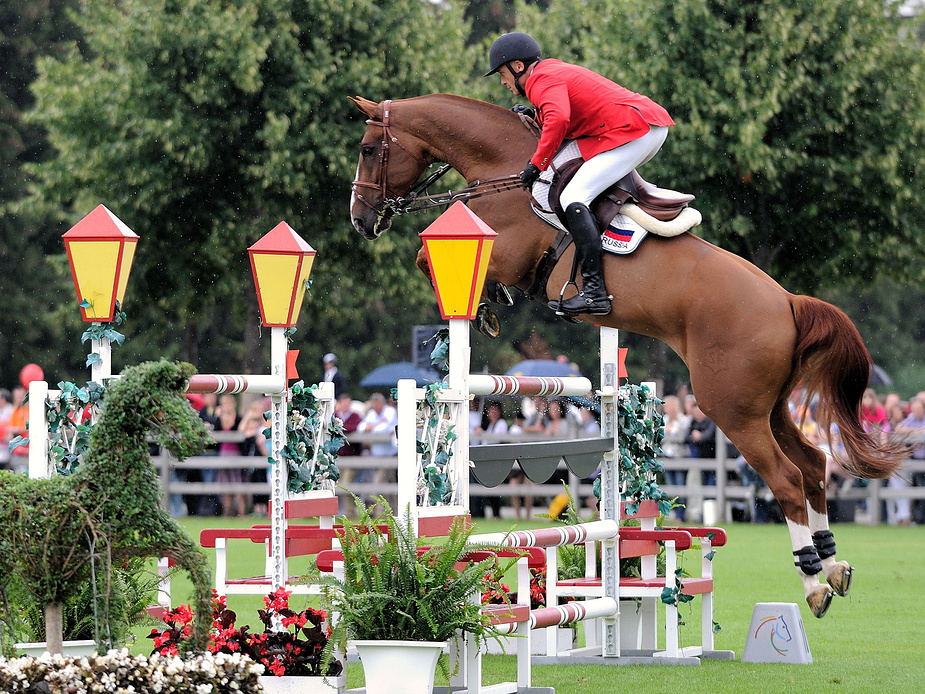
[351,100,525,218]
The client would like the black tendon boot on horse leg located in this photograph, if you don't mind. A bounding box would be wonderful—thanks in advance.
[549,202,612,316]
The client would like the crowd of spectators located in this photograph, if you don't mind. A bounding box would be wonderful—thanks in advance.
[4,355,924,525]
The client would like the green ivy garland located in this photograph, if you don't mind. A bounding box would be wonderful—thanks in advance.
[415,382,456,505]
[275,381,345,493]
[81,302,126,366]
[404,330,455,506]
[594,383,673,515]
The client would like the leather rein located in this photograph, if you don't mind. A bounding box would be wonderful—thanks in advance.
[351,100,524,217]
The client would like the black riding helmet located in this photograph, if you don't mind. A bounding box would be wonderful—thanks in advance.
[484,32,542,77]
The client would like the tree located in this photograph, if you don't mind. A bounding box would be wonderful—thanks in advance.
[25,0,476,382]
[0,0,85,389]
[519,0,925,293]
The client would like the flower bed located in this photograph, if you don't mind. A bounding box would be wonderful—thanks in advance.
[0,649,263,693]
[149,588,343,679]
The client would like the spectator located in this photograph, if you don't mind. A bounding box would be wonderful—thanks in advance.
[895,397,925,526]
[577,406,601,436]
[334,392,363,457]
[685,401,716,522]
[660,394,691,522]
[545,399,571,437]
[215,393,247,517]
[358,392,398,503]
[7,385,29,474]
[322,353,346,398]
[240,397,269,517]
[685,402,716,459]
[184,393,220,516]
[0,388,12,470]
[472,401,507,518]
[509,396,550,520]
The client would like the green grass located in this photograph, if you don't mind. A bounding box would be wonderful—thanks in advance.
[148,517,925,694]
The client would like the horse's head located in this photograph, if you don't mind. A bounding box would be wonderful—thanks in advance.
[349,96,432,239]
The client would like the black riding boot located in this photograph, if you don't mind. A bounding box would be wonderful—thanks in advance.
[549,202,612,316]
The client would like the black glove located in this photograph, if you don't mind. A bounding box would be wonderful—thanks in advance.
[511,104,536,120]
[519,163,541,187]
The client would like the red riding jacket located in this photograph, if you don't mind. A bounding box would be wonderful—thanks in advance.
[523,59,674,170]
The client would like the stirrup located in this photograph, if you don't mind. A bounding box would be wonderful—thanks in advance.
[548,277,580,317]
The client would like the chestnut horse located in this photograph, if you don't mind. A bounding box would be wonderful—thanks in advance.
[348,94,902,618]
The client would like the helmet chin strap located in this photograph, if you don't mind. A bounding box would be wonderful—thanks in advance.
[507,60,537,97]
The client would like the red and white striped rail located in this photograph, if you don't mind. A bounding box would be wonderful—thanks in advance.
[468,373,593,398]
[469,519,619,548]
[186,373,286,395]
[494,597,618,634]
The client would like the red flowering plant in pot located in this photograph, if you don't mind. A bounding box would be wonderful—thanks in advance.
[149,588,344,678]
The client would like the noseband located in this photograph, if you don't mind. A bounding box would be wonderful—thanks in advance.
[352,100,523,218]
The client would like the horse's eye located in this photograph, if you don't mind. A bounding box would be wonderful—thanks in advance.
[361,145,375,158]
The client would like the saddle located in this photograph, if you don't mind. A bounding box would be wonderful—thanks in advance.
[546,158,695,229]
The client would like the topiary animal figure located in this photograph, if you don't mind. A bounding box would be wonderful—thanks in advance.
[0,360,212,654]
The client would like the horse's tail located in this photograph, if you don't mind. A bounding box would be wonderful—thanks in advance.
[790,294,904,479]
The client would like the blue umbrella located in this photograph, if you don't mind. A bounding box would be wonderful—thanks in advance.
[359,361,441,388]
[505,359,585,380]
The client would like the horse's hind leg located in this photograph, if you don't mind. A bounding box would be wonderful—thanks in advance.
[713,412,834,618]
[771,406,853,600]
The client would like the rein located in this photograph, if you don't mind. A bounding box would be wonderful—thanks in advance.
[352,99,525,217]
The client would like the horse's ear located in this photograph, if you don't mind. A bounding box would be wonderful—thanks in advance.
[350,96,379,119]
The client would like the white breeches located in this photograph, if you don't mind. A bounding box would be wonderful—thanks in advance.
[560,126,669,209]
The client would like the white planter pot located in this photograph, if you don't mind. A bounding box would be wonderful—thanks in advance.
[258,674,346,694]
[351,640,447,694]
[14,640,97,657]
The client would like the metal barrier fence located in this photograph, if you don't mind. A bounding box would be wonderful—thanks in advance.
[153,430,925,525]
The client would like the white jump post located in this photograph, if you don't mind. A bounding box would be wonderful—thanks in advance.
[599,325,621,658]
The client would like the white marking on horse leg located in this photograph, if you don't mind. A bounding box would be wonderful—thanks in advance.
[807,504,838,574]
[807,504,829,535]
[787,518,822,600]
[786,518,813,553]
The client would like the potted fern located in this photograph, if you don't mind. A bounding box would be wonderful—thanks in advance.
[320,497,507,694]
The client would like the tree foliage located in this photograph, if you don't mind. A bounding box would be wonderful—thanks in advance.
[23,0,476,381]
[519,0,925,292]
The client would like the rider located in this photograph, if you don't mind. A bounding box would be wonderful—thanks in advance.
[486,32,675,316]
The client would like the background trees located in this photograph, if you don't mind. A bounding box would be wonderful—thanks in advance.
[2,0,924,396]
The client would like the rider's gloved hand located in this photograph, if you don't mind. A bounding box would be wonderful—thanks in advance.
[511,104,536,120]
[519,163,541,187]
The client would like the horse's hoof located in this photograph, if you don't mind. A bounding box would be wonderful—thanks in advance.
[807,585,834,618]
[827,562,853,597]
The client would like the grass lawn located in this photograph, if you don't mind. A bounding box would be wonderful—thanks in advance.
[149,516,924,694]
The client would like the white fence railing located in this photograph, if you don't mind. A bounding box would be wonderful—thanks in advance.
[152,430,925,525]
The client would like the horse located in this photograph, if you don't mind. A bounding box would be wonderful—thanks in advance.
[347,93,905,619]
[0,360,213,654]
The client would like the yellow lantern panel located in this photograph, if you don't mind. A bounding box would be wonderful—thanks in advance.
[426,237,494,319]
[68,240,122,321]
[114,241,137,306]
[251,252,315,326]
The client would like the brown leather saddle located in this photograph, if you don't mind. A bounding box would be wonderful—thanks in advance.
[546,158,695,229]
